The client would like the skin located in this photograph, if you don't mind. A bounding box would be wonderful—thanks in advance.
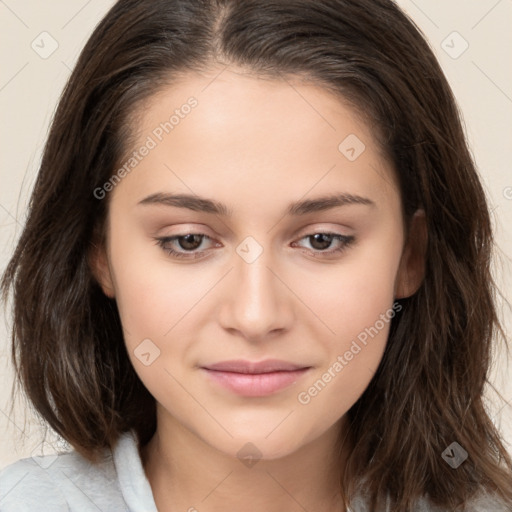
[92,66,426,512]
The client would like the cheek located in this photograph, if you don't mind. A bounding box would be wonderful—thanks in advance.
[107,217,201,340]
[295,295,397,437]
[107,245,199,404]
[292,233,402,413]
[106,227,227,396]
[303,228,402,342]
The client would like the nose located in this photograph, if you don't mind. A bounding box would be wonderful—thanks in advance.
[218,244,295,342]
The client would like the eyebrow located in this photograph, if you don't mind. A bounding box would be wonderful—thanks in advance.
[138,192,375,216]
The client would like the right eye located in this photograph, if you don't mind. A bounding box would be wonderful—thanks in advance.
[154,233,217,260]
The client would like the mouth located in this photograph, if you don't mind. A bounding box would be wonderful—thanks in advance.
[200,359,312,397]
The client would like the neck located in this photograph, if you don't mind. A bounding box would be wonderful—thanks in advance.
[141,408,351,512]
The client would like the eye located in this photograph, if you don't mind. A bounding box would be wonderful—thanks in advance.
[154,233,216,260]
[154,231,355,260]
[291,232,355,257]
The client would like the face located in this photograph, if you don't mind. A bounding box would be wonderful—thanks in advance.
[93,67,424,461]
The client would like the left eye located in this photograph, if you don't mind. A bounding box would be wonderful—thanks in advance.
[154,232,355,260]
[292,232,355,256]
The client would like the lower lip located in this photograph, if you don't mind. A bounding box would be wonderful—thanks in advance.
[201,368,310,396]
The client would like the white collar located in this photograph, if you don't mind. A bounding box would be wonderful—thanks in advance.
[112,430,158,512]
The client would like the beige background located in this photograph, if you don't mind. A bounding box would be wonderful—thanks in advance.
[1,0,511,467]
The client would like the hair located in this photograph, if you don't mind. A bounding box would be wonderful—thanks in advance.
[2,0,512,510]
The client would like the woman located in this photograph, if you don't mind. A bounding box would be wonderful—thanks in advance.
[1,0,511,510]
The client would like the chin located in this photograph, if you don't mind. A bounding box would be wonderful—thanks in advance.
[209,431,308,463]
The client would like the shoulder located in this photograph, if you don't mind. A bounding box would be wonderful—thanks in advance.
[0,455,66,511]
[415,491,511,512]
[348,485,511,512]
[0,448,127,511]
[464,491,512,512]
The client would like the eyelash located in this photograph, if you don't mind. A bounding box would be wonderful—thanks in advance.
[154,232,355,260]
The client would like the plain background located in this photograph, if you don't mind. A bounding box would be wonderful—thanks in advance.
[0,0,511,467]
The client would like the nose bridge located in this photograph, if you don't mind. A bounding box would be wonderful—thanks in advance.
[219,236,292,339]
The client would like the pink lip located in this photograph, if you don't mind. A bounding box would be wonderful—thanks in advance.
[200,359,311,396]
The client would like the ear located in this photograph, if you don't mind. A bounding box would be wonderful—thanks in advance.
[394,209,427,299]
[88,238,116,299]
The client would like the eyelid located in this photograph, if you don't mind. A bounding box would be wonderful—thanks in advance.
[294,222,354,238]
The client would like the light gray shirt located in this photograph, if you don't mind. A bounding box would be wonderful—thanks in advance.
[0,430,509,511]
[0,430,156,511]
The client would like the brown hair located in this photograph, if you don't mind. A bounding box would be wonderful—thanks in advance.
[2,0,511,510]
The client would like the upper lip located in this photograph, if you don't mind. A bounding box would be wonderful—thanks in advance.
[201,359,310,374]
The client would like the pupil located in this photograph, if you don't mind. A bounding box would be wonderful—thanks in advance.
[311,233,332,250]
[180,234,201,250]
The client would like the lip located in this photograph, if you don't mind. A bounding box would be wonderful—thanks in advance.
[202,358,309,373]
[200,359,311,396]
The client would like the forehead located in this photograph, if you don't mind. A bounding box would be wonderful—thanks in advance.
[135,67,380,154]
[110,67,399,216]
